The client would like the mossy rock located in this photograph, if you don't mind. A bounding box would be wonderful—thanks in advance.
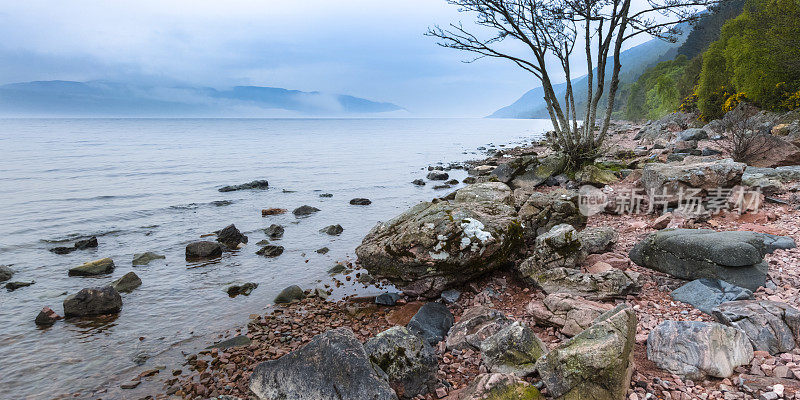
[575,164,619,187]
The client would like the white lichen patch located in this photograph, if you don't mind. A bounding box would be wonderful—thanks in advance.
[460,218,493,252]
[429,251,450,260]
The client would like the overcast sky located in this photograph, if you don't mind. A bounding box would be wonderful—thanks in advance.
[0,0,653,116]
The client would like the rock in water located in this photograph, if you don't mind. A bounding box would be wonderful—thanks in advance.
[68,258,115,276]
[350,198,372,205]
[365,326,438,399]
[74,237,98,250]
[629,229,791,290]
[63,286,123,317]
[646,320,753,379]
[407,302,454,345]
[185,241,223,261]
[35,306,63,326]
[274,285,305,304]
[712,300,800,355]
[536,305,636,400]
[452,373,541,400]
[218,179,269,192]
[216,224,248,248]
[264,224,284,239]
[249,327,398,400]
[293,205,321,217]
[480,321,547,376]
[319,224,344,235]
[355,183,524,297]
[412,179,426,186]
[526,293,613,337]
[208,335,251,350]
[256,245,284,257]
[446,306,511,351]
[426,171,449,181]
[226,282,258,297]
[132,252,165,266]
[111,272,142,293]
[5,281,34,291]
[670,278,753,314]
[0,265,13,282]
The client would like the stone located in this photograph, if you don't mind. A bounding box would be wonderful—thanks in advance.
[50,236,99,254]
[427,171,449,181]
[249,327,397,400]
[577,226,618,255]
[316,247,330,255]
[132,252,165,266]
[712,300,800,355]
[293,205,321,217]
[350,198,372,205]
[516,189,586,238]
[218,179,269,192]
[216,224,248,248]
[0,265,13,282]
[319,193,333,198]
[536,305,636,400]
[670,278,753,314]
[208,335,251,350]
[480,321,547,376]
[407,302,454,345]
[440,289,460,304]
[319,224,344,235]
[226,282,258,297]
[640,159,746,202]
[68,258,115,276]
[365,326,438,399]
[636,112,693,142]
[446,306,511,351]
[375,292,402,306]
[646,320,753,379]
[575,164,619,187]
[629,229,793,291]
[63,286,123,317]
[35,306,62,326]
[518,262,640,301]
[274,285,305,304]
[677,128,708,141]
[327,263,346,274]
[651,213,672,229]
[185,241,223,261]
[528,224,583,270]
[412,179,426,186]
[5,281,34,291]
[262,208,287,216]
[453,181,513,205]
[356,183,524,298]
[511,153,566,190]
[256,245,284,257]
[526,293,613,337]
[264,224,284,239]
[450,373,542,400]
[110,271,142,293]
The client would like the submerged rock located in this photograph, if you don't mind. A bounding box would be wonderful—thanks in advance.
[316,247,330,255]
[209,335,252,350]
[0,265,13,282]
[712,300,800,355]
[6,281,34,291]
[274,285,305,304]
[63,286,122,317]
[670,278,753,314]
[293,205,321,217]
[216,224,248,248]
[132,252,165,266]
[111,271,142,293]
[412,179,426,186]
[319,224,344,235]
[35,306,62,326]
[226,282,258,297]
[350,198,372,205]
[365,326,438,399]
[407,302,454,345]
[647,320,753,379]
[426,171,449,181]
[264,224,284,240]
[218,179,269,192]
[480,321,547,376]
[249,328,397,400]
[256,245,284,257]
[261,208,287,216]
[50,236,99,254]
[185,241,223,261]
[68,258,115,276]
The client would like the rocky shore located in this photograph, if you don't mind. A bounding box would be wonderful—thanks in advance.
[84,106,800,399]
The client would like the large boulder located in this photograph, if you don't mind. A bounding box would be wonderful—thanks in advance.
[356,183,524,297]
[526,293,613,337]
[445,306,511,351]
[407,302,454,345]
[216,224,248,248]
[68,258,115,276]
[63,286,123,317]
[677,128,708,141]
[490,156,537,184]
[110,271,142,293]
[629,229,794,291]
[480,321,547,376]
[536,305,636,400]
[365,326,438,399]
[635,112,694,142]
[449,373,542,400]
[575,165,619,187]
[249,328,398,400]
[670,278,753,314]
[712,300,800,355]
[185,241,223,261]
[530,224,582,270]
[577,227,618,256]
[640,158,746,202]
[518,260,640,301]
[516,189,586,238]
[646,320,753,380]
[510,153,566,190]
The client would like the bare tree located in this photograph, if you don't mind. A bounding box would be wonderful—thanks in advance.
[717,107,771,163]
[427,0,715,170]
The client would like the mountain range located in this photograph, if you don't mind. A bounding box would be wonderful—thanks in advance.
[0,80,405,117]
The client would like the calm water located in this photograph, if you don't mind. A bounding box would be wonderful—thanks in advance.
[0,118,549,399]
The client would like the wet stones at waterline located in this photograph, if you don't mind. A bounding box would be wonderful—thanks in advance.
[50,236,99,254]
[319,224,343,236]
[132,252,165,266]
[292,205,320,217]
[349,198,371,205]
[110,271,142,293]
[35,307,63,326]
[63,286,123,317]
[256,245,284,257]
[426,171,449,181]
[68,258,115,276]
[263,224,284,240]
[185,241,223,261]
[218,179,269,192]
[274,285,305,304]
[216,224,248,249]
[226,282,258,297]
[0,265,13,282]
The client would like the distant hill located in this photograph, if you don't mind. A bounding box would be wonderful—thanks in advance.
[489,34,688,119]
[0,80,405,117]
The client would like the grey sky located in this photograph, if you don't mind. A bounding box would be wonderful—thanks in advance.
[0,0,650,116]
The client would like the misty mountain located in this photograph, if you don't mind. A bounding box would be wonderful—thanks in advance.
[489,35,687,119]
[0,81,405,117]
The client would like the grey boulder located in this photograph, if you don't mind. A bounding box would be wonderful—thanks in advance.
[319,224,344,235]
[647,320,753,379]
[110,271,142,293]
[670,278,753,314]
[63,286,123,317]
[293,205,321,217]
[407,302,454,345]
[132,252,165,266]
[216,224,248,248]
[264,224,285,240]
[426,171,449,181]
[640,158,746,202]
[712,300,800,355]
[0,265,13,282]
[480,321,547,376]
[218,179,269,192]
[249,327,398,400]
[274,285,305,304]
[365,326,438,399]
[446,306,511,351]
[185,241,223,261]
[526,293,613,337]
[68,258,115,276]
[518,260,640,301]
